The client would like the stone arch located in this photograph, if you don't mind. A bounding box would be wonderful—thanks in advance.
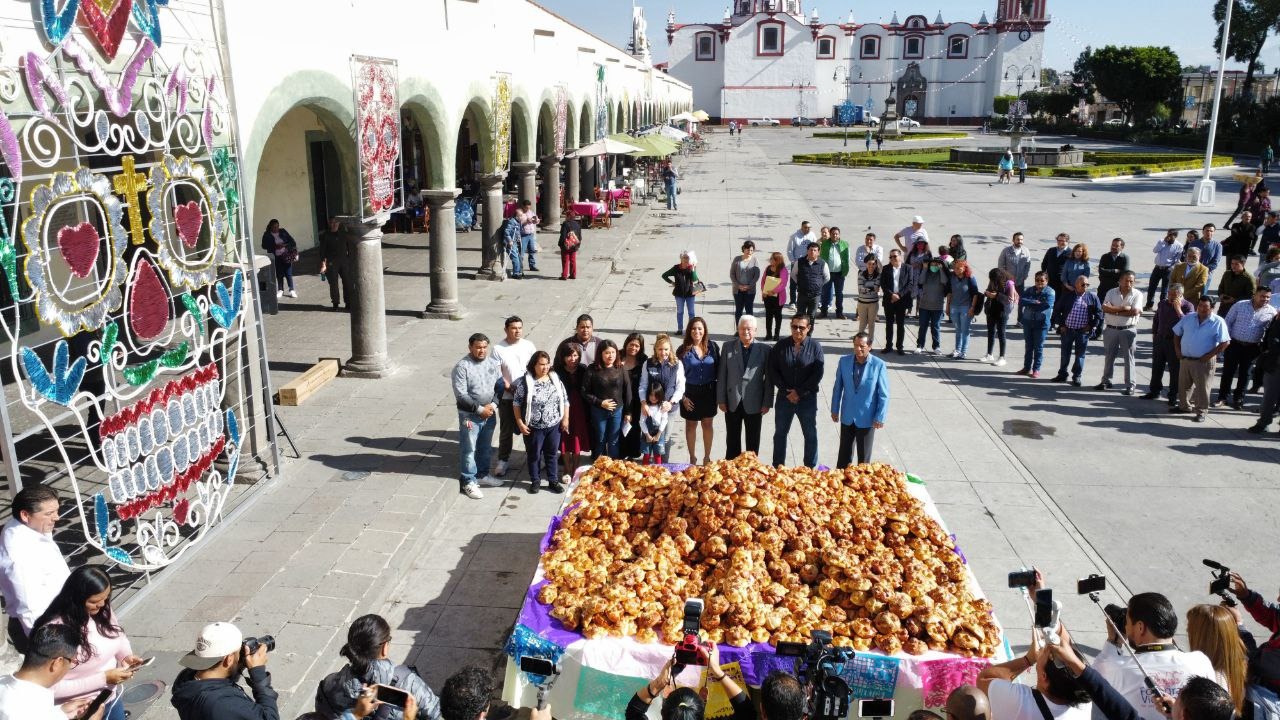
[536,97,557,159]
[579,99,594,144]
[606,101,615,135]
[510,93,535,164]
[616,100,625,131]
[399,77,452,190]
[456,87,495,184]
[565,100,578,149]
[244,70,358,252]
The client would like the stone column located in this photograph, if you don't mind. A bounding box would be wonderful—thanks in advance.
[343,216,391,377]
[579,156,596,200]
[475,172,507,281]
[422,188,464,319]
[539,155,561,228]
[565,154,580,208]
[511,162,538,205]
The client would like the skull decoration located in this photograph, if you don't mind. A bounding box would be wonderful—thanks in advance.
[354,60,400,215]
[0,1,259,570]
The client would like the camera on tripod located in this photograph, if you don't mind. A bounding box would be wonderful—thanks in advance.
[1203,559,1237,607]
[777,630,854,720]
[672,599,712,673]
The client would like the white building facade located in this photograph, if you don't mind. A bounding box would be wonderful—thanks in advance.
[666,0,1048,125]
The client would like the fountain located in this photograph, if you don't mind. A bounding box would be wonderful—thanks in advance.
[949,99,1083,167]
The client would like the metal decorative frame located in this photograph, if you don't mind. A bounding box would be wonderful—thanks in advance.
[351,56,403,221]
[0,0,269,572]
[554,86,568,157]
[492,72,513,174]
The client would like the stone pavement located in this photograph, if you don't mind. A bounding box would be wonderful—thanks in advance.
[119,129,1278,718]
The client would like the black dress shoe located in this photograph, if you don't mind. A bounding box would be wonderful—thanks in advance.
[1247,422,1268,434]
[547,480,565,493]
[527,483,540,494]
[881,346,893,353]
[1094,381,1111,390]
[1140,391,1159,400]
[1071,379,1082,387]
[1052,374,1068,383]
[835,312,846,320]
[896,349,906,355]
[817,310,829,319]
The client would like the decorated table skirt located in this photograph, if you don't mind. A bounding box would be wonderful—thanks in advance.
[501,469,1013,720]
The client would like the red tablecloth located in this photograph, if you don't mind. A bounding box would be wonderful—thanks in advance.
[570,201,606,219]
[603,188,629,201]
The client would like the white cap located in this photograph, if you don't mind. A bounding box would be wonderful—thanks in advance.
[179,622,243,670]
[912,215,925,224]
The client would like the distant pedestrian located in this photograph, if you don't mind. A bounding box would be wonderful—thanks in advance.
[1264,144,1274,175]
[831,333,889,466]
[946,259,981,360]
[678,317,720,466]
[554,343,592,482]
[1017,271,1055,378]
[492,316,536,479]
[452,333,504,500]
[557,209,584,280]
[718,315,773,459]
[317,217,351,311]
[819,226,850,319]
[515,199,540,273]
[981,267,1017,366]
[1051,275,1103,387]
[856,256,883,345]
[729,241,761,324]
[1172,296,1232,422]
[1144,284,1192,405]
[769,314,824,467]
[662,250,701,334]
[580,340,631,459]
[997,151,1013,184]
[261,219,298,298]
[1095,271,1144,395]
[761,252,789,340]
[1017,151,1028,183]
[791,242,829,326]
[661,161,679,210]
[864,129,872,151]
[501,214,522,279]
[875,134,884,151]
[880,250,912,354]
[511,351,568,494]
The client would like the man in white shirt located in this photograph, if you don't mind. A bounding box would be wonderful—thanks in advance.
[1092,592,1218,720]
[854,232,883,270]
[893,214,930,252]
[491,315,537,477]
[0,623,97,719]
[1096,271,1145,395]
[787,221,816,306]
[1147,229,1185,310]
[0,485,69,653]
[999,232,1034,290]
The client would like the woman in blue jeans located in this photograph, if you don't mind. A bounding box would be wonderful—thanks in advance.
[661,250,700,333]
[1017,271,1056,378]
[579,340,631,459]
[946,259,981,359]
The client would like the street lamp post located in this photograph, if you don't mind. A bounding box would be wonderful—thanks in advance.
[1193,0,1233,206]
[1004,63,1036,132]
[833,65,860,146]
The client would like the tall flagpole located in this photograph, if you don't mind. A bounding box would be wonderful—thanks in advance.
[1192,0,1234,205]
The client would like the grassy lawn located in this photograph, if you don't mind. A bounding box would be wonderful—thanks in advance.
[869,151,952,164]
[792,147,1235,178]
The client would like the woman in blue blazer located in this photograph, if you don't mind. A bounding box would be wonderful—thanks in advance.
[831,333,890,466]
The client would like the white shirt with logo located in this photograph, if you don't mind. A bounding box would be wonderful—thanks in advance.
[1091,643,1220,720]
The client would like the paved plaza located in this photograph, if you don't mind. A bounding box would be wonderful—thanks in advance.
[118,128,1278,718]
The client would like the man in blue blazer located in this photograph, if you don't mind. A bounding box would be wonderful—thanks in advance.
[831,333,890,466]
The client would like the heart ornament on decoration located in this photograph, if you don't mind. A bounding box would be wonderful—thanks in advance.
[173,201,202,248]
[77,0,135,61]
[57,222,100,278]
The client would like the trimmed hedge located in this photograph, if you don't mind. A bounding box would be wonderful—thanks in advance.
[791,151,1234,178]
[810,131,969,141]
[1084,152,1210,165]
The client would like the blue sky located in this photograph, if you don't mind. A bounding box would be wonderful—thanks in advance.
[537,0,1278,72]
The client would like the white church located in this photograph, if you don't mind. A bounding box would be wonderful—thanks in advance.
[661,0,1049,125]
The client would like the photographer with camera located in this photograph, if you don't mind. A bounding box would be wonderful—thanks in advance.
[1091,593,1217,720]
[628,646,754,720]
[170,622,278,720]
[976,630,1091,720]
[1046,626,1233,720]
[1227,571,1280,692]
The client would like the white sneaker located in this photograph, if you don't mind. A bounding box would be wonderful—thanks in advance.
[461,483,483,500]
[994,356,1007,367]
[980,354,994,363]
[949,351,961,358]
[286,290,298,298]
[910,347,922,355]
[276,290,283,299]
[494,460,508,477]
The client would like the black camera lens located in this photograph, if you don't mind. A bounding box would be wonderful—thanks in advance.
[244,635,276,654]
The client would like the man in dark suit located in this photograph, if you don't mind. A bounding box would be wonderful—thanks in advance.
[318,217,352,310]
[879,249,912,354]
[1042,232,1073,316]
[717,315,775,459]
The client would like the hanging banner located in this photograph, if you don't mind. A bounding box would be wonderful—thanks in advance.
[555,86,569,157]
[352,56,403,220]
[0,0,271,577]
[595,65,608,141]
[492,72,513,174]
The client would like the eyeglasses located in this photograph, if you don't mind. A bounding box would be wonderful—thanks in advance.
[790,325,808,331]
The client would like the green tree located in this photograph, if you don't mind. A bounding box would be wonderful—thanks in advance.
[1040,68,1059,86]
[1069,47,1096,104]
[1213,0,1280,101]
[992,95,1017,114]
[1083,45,1182,124]
[1042,93,1078,121]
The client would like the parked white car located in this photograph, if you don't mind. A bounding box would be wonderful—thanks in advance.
[748,118,781,126]
[865,116,880,127]
[874,117,920,129]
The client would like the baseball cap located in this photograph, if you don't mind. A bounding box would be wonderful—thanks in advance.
[912,215,925,224]
[179,622,243,670]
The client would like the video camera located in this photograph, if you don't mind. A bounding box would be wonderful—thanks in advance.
[243,635,275,654]
[672,599,712,674]
[777,630,854,720]
[519,656,560,710]
[1203,559,1237,607]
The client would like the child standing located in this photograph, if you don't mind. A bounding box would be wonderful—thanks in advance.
[639,381,670,465]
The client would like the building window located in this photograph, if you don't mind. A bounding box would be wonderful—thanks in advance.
[695,32,716,60]
[757,21,784,56]
[903,35,923,59]
[947,35,968,58]
[738,0,749,14]
[816,36,835,59]
[860,35,880,59]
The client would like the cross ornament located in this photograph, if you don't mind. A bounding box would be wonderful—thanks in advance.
[113,156,149,246]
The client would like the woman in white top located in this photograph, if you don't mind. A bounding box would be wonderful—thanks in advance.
[512,351,569,494]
